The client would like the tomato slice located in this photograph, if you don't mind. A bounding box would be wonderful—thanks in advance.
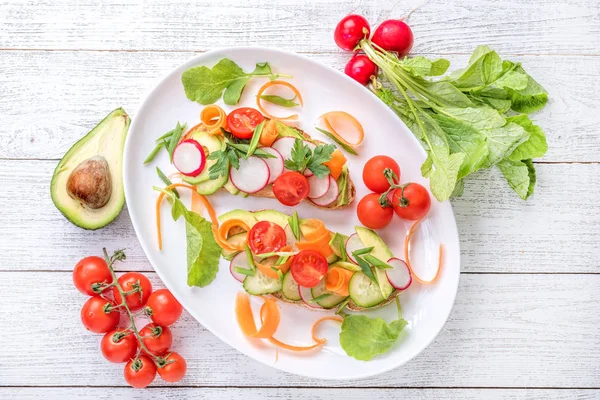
[291,250,329,288]
[248,221,287,255]
[226,107,265,139]
[272,171,310,206]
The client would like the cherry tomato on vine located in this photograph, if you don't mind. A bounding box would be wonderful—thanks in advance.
[344,54,378,85]
[357,193,394,229]
[101,329,138,363]
[291,250,328,288]
[124,355,156,388]
[73,256,113,296]
[80,296,120,333]
[273,171,310,206]
[391,182,431,220]
[113,272,152,311]
[140,324,172,357]
[157,352,187,383]
[248,220,287,255]
[226,107,265,139]
[363,155,400,193]
[334,14,370,51]
[145,289,183,327]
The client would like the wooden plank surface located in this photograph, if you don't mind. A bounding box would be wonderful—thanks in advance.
[0,160,597,273]
[0,0,598,55]
[0,50,598,162]
[2,388,599,400]
[1,271,598,388]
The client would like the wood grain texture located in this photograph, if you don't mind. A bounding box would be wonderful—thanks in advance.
[1,271,599,387]
[0,50,598,161]
[0,160,597,273]
[2,388,599,400]
[0,0,598,54]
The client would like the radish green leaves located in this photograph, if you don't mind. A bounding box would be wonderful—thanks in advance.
[182,58,287,106]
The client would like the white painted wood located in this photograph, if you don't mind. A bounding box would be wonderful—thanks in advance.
[0,50,597,162]
[2,388,599,400]
[0,271,598,387]
[0,160,597,273]
[0,0,598,55]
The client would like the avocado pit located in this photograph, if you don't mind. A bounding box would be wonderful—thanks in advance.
[66,156,112,209]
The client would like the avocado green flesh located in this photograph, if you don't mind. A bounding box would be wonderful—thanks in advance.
[253,210,289,228]
[50,108,130,230]
[355,226,395,299]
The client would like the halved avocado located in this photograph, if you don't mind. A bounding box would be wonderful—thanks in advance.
[50,108,130,230]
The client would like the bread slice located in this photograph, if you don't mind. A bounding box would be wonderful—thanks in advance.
[223,126,356,210]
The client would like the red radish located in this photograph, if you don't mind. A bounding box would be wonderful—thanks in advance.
[344,233,364,264]
[261,147,284,184]
[345,54,378,85]
[230,156,270,194]
[307,174,331,199]
[309,176,339,206]
[298,286,323,309]
[334,14,370,51]
[385,258,412,290]
[371,20,414,57]
[172,139,205,177]
[229,252,252,283]
[304,169,314,178]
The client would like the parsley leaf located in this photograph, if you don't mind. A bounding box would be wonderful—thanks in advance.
[182,58,288,106]
[283,139,334,178]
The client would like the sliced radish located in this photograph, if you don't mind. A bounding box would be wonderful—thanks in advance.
[172,139,206,177]
[386,258,412,290]
[260,147,284,185]
[298,286,323,309]
[309,176,339,207]
[230,156,270,194]
[307,174,331,199]
[230,252,252,283]
[304,169,314,178]
[345,233,365,264]
[272,137,297,162]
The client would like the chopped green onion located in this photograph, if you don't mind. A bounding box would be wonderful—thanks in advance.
[246,120,265,157]
[245,245,256,271]
[309,293,331,303]
[277,269,284,281]
[258,252,297,259]
[335,298,351,314]
[156,167,179,198]
[274,255,290,266]
[364,255,392,269]
[260,94,299,108]
[355,255,378,283]
[315,127,358,156]
[144,143,164,164]
[234,266,255,276]
[289,211,301,241]
[352,247,374,256]
[167,122,187,162]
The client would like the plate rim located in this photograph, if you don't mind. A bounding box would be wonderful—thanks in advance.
[123,46,461,380]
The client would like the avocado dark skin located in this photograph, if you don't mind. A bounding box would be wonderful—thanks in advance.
[66,156,112,209]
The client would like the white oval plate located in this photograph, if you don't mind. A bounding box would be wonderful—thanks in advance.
[124,47,460,380]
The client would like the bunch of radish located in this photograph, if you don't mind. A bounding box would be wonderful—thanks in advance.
[334,14,414,84]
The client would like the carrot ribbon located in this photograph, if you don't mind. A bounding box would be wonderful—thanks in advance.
[404,219,444,284]
[256,80,304,121]
[319,111,365,151]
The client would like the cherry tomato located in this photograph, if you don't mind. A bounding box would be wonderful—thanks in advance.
[140,324,172,357]
[272,171,309,206]
[371,20,414,57]
[157,352,187,383]
[344,54,378,85]
[100,329,138,363]
[145,289,183,327]
[334,14,370,51]
[124,356,156,389]
[291,250,328,288]
[226,107,265,139]
[113,272,152,311]
[73,256,113,296]
[357,193,394,230]
[248,221,287,255]
[80,296,120,333]
[363,155,400,193]
[391,183,431,220]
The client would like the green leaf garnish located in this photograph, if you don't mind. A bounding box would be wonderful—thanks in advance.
[289,211,301,241]
[314,127,358,156]
[246,121,265,158]
[352,247,374,256]
[234,266,255,276]
[260,94,299,108]
[364,255,392,269]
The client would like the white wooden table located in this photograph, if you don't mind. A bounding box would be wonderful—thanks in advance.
[1,0,599,398]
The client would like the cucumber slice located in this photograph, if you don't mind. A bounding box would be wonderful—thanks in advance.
[348,272,385,308]
[243,268,282,295]
[282,271,301,301]
[195,172,227,195]
[311,279,348,309]
[221,232,247,261]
